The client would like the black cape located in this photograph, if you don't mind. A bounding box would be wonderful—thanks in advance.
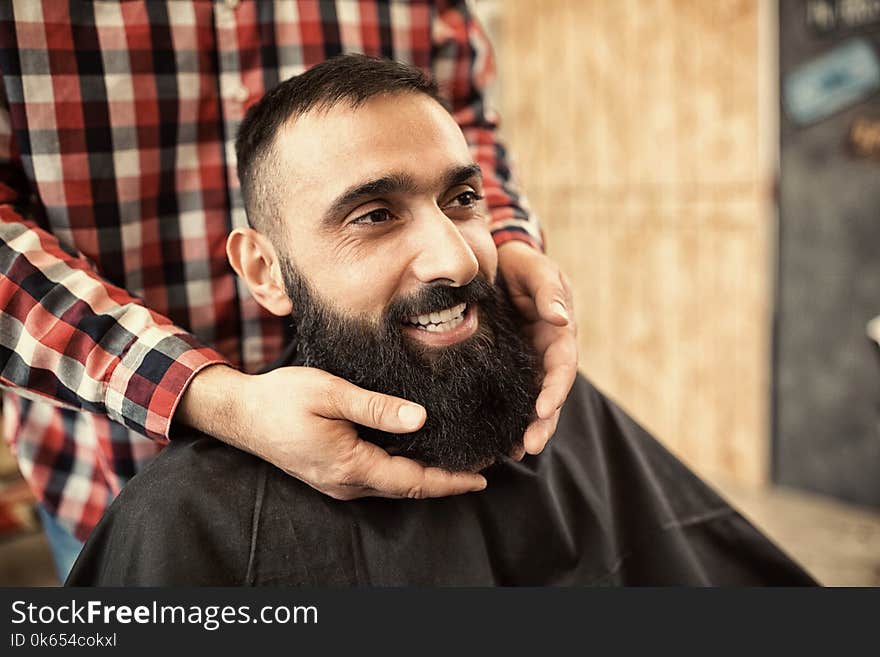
[67,362,816,586]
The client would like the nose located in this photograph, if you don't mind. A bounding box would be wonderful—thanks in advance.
[408,208,480,287]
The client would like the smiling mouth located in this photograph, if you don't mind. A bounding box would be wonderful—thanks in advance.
[404,302,468,333]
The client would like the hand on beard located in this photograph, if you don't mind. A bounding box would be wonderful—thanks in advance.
[497,240,578,455]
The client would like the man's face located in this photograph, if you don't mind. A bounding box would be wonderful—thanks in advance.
[267,92,539,471]
[274,92,498,340]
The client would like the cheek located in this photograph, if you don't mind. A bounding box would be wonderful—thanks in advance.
[308,252,405,320]
[462,223,498,282]
[285,226,405,321]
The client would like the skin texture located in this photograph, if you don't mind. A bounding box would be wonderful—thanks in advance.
[178,91,577,499]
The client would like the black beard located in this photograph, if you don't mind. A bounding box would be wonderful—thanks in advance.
[280,261,541,471]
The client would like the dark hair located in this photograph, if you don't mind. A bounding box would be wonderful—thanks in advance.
[235,54,442,239]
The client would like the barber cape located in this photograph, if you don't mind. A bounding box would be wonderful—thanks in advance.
[67,346,815,586]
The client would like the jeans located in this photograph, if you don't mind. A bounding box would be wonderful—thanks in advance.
[36,505,84,584]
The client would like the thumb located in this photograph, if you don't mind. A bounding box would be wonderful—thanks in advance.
[322,376,426,433]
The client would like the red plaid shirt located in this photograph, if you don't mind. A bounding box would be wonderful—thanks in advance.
[0,0,540,542]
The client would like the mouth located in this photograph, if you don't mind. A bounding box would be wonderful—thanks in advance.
[402,302,478,346]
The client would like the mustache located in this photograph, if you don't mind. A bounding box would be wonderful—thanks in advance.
[385,275,494,324]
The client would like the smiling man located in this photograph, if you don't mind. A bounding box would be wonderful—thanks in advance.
[226,63,542,473]
[67,56,815,586]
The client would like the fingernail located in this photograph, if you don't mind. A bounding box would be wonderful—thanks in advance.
[473,477,487,491]
[398,404,424,427]
[552,301,569,322]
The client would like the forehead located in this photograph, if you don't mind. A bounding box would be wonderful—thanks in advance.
[273,92,474,208]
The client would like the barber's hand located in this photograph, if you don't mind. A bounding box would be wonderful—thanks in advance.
[497,240,578,458]
[178,364,487,500]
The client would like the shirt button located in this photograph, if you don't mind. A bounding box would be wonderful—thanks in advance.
[233,84,249,103]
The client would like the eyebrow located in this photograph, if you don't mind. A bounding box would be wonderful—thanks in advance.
[320,163,483,229]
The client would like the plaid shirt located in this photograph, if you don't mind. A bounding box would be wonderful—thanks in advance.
[0,0,540,541]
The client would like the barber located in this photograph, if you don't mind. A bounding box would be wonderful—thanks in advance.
[0,0,577,578]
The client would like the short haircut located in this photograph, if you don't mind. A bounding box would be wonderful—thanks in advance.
[235,53,443,241]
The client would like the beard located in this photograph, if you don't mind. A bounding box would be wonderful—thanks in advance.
[280,259,541,472]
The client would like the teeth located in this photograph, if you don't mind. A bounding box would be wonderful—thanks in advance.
[425,315,464,333]
[406,302,467,329]
[439,304,464,322]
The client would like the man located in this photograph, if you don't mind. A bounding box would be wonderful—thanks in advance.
[0,1,576,579]
[67,56,815,586]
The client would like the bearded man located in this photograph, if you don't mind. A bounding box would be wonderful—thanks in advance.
[67,55,815,586]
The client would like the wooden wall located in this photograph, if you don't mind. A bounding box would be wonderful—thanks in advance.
[486,0,774,485]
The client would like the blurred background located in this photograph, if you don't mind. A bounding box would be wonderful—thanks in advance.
[2,0,879,586]
[476,0,880,585]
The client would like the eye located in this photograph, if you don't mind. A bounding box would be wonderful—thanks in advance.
[447,191,483,208]
[351,208,394,226]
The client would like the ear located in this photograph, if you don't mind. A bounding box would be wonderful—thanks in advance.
[226,227,293,316]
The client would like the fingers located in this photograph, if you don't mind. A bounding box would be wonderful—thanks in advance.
[505,255,577,453]
[321,375,426,433]
[523,409,561,455]
[498,243,572,326]
[507,290,542,322]
[327,441,487,500]
[534,323,578,419]
[536,351,578,420]
[366,457,488,499]
[533,271,571,328]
